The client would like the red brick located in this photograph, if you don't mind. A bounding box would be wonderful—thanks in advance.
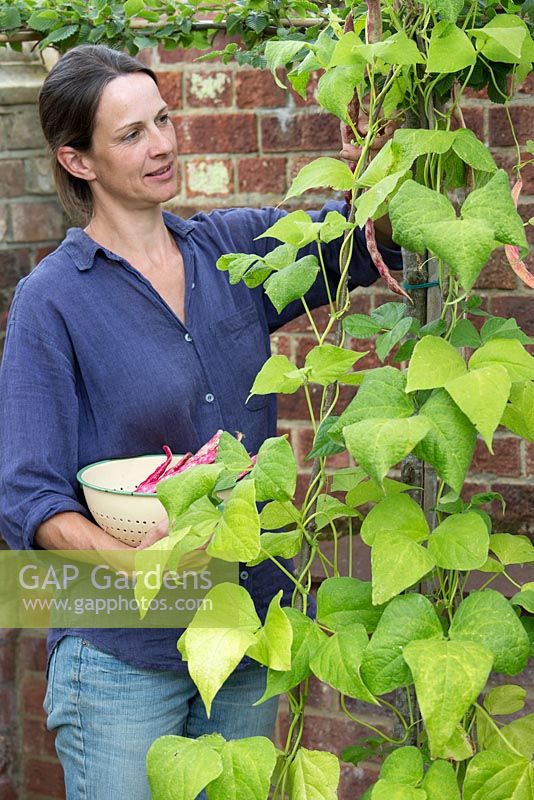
[461,481,490,505]
[463,86,489,100]
[490,296,534,336]
[491,482,534,535]
[270,333,292,358]
[276,424,293,442]
[278,306,327,335]
[10,201,64,243]
[0,641,16,683]
[347,336,380,370]
[0,687,16,729]
[24,757,65,798]
[471,436,521,477]
[526,443,534,476]
[21,675,47,717]
[166,202,214,219]
[339,762,380,799]
[278,383,321,421]
[307,676,338,712]
[295,471,312,506]
[299,710,390,754]
[0,160,25,198]
[172,112,257,154]
[451,106,485,141]
[236,69,286,108]
[475,251,518,290]
[135,48,153,68]
[488,105,534,147]
[23,718,57,758]
[19,635,48,673]
[0,775,17,800]
[156,71,182,109]
[261,112,341,153]
[238,157,287,194]
[185,70,232,108]
[35,244,59,265]
[0,248,31,289]
[518,72,534,94]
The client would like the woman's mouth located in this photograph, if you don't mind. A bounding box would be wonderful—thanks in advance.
[145,163,174,180]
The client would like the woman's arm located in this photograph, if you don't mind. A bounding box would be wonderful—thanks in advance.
[35,511,131,550]
[0,296,168,552]
[35,511,168,551]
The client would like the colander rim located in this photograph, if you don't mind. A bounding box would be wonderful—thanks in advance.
[76,454,181,497]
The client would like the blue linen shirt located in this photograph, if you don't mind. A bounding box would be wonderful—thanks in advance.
[0,201,402,674]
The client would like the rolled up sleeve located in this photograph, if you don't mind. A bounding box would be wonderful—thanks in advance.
[0,315,90,550]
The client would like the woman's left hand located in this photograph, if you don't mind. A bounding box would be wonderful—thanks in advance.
[136,517,169,551]
[339,110,400,164]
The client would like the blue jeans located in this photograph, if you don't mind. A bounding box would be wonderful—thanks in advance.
[44,635,279,800]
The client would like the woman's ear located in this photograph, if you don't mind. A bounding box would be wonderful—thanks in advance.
[56,146,96,182]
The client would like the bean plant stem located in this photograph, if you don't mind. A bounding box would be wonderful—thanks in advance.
[341,695,409,745]
[474,703,525,758]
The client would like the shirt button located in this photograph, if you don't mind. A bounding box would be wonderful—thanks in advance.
[240,570,249,581]
[184,333,192,342]
[191,282,195,289]
[205,393,214,403]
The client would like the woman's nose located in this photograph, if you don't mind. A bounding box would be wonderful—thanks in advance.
[147,124,173,154]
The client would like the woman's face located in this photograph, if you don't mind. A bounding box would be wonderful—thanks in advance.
[84,71,179,211]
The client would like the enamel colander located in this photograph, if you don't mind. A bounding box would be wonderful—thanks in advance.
[76,455,183,547]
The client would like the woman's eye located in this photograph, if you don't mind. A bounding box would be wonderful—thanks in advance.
[124,129,139,142]
[158,114,170,124]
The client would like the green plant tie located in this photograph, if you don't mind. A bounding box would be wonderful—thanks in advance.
[402,280,440,290]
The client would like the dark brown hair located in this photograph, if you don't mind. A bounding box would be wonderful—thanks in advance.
[38,44,158,225]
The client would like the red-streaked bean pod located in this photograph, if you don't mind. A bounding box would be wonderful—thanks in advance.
[135,445,173,493]
[505,179,534,288]
[366,0,382,44]
[365,218,412,301]
[343,13,359,207]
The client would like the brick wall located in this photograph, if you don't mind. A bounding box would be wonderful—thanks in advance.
[0,42,532,799]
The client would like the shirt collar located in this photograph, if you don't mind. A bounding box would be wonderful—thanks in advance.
[64,211,195,272]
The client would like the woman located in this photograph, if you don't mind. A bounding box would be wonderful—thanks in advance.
[0,45,401,799]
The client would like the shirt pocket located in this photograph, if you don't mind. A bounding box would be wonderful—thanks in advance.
[209,303,270,413]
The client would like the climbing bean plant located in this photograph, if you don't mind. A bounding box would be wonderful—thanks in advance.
[141,1,534,794]
[4,0,534,797]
